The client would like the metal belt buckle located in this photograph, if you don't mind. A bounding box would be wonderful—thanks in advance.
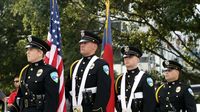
[122,108,132,112]
[73,105,83,112]
[24,99,28,108]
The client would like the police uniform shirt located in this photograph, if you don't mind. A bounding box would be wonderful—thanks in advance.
[65,55,111,112]
[115,68,156,112]
[156,80,197,112]
[12,60,59,112]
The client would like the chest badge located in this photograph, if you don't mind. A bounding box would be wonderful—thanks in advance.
[36,69,43,77]
[176,86,181,93]
[90,63,95,69]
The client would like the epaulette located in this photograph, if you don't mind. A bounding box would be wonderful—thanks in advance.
[115,74,123,94]
[19,64,30,84]
[155,84,165,103]
[70,60,79,79]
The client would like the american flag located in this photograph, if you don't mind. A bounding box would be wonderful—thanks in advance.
[44,0,67,111]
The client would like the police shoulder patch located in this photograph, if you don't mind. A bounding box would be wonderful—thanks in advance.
[103,65,109,75]
[188,88,194,96]
[50,72,58,83]
[147,77,154,87]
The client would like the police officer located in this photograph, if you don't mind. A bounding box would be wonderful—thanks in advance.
[9,36,59,112]
[65,30,111,112]
[115,46,156,112]
[156,60,197,112]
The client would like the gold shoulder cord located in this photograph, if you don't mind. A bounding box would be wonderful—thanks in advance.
[70,60,79,79]
[19,64,29,85]
[155,84,164,103]
[115,74,123,94]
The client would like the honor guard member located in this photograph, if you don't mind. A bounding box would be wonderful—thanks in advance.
[115,46,156,112]
[65,30,111,112]
[9,36,59,112]
[156,60,197,112]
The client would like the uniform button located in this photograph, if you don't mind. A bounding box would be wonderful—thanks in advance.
[25,92,28,95]
[176,96,178,98]
[127,85,131,89]
[28,76,31,79]
[83,62,85,64]
[81,69,83,72]
[168,92,170,94]
[127,75,130,78]
[88,74,91,76]
[166,97,169,101]
[35,63,38,66]
[126,89,128,91]
[79,77,81,80]
[35,81,37,83]
[166,105,168,107]
[169,86,171,88]
[30,68,33,71]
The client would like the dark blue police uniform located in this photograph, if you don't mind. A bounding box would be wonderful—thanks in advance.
[9,36,59,112]
[65,31,111,112]
[115,46,156,112]
[156,60,197,112]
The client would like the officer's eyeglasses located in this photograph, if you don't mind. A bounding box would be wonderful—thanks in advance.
[14,80,19,83]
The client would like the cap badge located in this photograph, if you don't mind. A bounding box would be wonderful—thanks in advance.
[36,69,43,77]
[165,60,170,65]
[27,36,32,42]
[124,46,129,52]
[176,86,181,93]
[81,30,85,37]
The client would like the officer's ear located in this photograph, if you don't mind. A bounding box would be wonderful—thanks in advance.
[36,49,45,57]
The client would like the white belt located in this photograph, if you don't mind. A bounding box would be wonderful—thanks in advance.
[70,87,97,96]
[117,92,143,100]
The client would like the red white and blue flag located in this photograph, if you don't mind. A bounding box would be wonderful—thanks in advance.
[101,0,115,111]
[44,0,67,111]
